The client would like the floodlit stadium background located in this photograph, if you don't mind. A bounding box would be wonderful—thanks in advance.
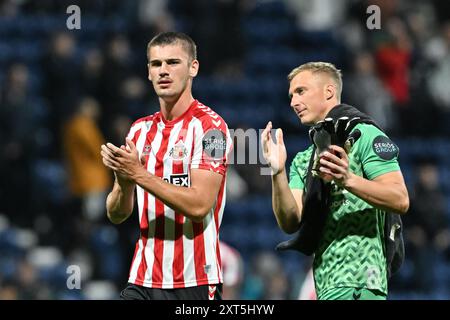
[0,0,449,300]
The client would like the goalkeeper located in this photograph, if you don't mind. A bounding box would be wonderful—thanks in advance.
[260,62,409,300]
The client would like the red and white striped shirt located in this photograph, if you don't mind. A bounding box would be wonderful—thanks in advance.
[126,100,232,289]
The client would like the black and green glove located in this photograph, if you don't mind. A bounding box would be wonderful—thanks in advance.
[309,117,362,177]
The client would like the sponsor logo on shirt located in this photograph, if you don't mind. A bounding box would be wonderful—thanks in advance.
[372,136,398,160]
[163,173,189,187]
[202,129,226,160]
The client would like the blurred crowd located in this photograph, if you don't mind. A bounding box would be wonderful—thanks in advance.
[0,0,449,299]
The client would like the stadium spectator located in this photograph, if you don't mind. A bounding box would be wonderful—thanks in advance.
[42,32,80,158]
[345,51,395,133]
[219,241,244,299]
[63,97,112,223]
[406,158,450,292]
[0,63,35,226]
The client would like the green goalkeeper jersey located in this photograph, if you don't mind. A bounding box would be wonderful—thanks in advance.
[288,123,400,299]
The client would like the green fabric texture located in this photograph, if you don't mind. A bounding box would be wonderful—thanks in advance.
[318,287,387,300]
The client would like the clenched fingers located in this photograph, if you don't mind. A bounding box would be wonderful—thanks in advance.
[105,142,128,157]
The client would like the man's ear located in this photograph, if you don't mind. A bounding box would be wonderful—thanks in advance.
[325,84,336,101]
[189,59,199,78]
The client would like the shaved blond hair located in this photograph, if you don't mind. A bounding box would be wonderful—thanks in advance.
[288,62,342,101]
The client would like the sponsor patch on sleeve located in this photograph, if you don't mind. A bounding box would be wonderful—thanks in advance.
[372,135,399,160]
[202,129,227,160]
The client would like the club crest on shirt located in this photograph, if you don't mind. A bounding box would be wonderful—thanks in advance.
[169,140,188,160]
[142,144,152,156]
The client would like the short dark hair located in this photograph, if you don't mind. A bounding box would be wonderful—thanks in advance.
[147,32,197,62]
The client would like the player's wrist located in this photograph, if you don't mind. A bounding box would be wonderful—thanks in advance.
[342,172,358,189]
[115,172,135,189]
[129,166,148,185]
[271,166,286,178]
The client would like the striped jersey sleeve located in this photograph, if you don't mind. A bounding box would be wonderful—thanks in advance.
[190,102,232,176]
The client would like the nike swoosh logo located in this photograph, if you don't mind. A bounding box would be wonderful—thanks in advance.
[353,291,361,300]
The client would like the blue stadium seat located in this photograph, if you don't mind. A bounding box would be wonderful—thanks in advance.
[57,290,85,300]
[247,1,289,19]
[38,262,70,288]
[447,196,450,223]
[284,136,310,155]
[14,14,67,37]
[278,251,304,278]
[399,163,415,189]
[248,196,272,217]
[388,291,427,300]
[252,225,281,249]
[31,160,69,205]
[0,41,14,62]
[246,47,301,76]
[0,17,17,37]
[0,229,26,257]
[90,226,124,281]
[0,255,19,280]
[220,224,253,252]
[296,29,337,49]
[439,166,450,193]
[214,103,276,128]
[243,18,294,46]
[15,40,45,62]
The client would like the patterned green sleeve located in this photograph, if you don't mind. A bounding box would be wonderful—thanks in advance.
[288,146,313,190]
[289,154,304,190]
[352,123,400,180]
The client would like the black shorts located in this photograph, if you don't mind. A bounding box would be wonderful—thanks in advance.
[120,283,223,300]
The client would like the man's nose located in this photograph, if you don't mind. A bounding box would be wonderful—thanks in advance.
[290,96,299,108]
[159,62,169,76]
